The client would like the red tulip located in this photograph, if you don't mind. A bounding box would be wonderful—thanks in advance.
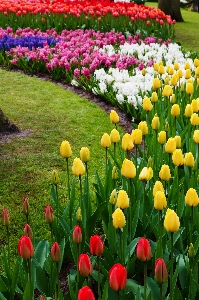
[22,198,30,215]
[51,242,61,262]
[78,286,95,300]
[136,238,152,261]
[109,263,127,291]
[24,223,33,241]
[155,258,168,283]
[73,225,82,244]
[44,205,54,223]
[18,236,34,259]
[90,235,104,256]
[78,254,92,277]
[2,208,10,226]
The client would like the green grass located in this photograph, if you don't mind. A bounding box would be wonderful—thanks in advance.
[0,69,124,259]
[146,2,199,54]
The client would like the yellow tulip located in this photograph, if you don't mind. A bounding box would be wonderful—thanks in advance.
[158,65,165,75]
[174,136,181,148]
[184,152,195,167]
[72,158,85,176]
[80,147,90,163]
[159,165,171,181]
[164,209,180,232]
[154,63,159,71]
[110,129,120,143]
[121,158,136,178]
[52,170,59,185]
[138,121,148,136]
[185,69,191,79]
[190,113,199,126]
[167,66,174,75]
[109,189,117,205]
[122,133,134,151]
[112,166,118,180]
[131,129,142,145]
[139,167,153,181]
[172,149,184,166]
[152,78,161,90]
[194,58,199,67]
[184,104,193,118]
[116,190,130,209]
[186,82,193,95]
[153,181,164,197]
[165,138,176,154]
[154,191,167,210]
[195,66,199,77]
[60,140,72,158]
[178,69,183,78]
[158,131,166,145]
[101,133,111,148]
[112,208,126,228]
[174,62,179,70]
[162,85,173,97]
[170,94,176,104]
[170,74,178,86]
[151,115,160,130]
[191,99,199,113]
[151,91,158,103]
[185,188,199,207]
[193,130,199,143]
[110,110,119,124]
[197,78,199,86]
[76,207,82,222]
[184,61,190,70]
[165,122,169,132]
[142,68,147,76]
[171,104,180,117]
[188,243,195,258]
[142,97,153,111]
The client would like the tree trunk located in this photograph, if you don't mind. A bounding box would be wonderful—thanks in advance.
[193,0,199,12]
[0,108,20,134]
[158,0,184,22]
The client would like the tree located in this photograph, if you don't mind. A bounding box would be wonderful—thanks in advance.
[158,0,184,22]
[0,108,20,134]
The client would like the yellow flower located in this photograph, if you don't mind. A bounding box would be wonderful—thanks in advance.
[178,69,183,78]
[153,181,164,197]
[112,208,126,228]
[159,165,171,181]
[174,136,181,148]
[121,158,136,179]
[151,115,160,130]
[131,129,142,145]
[116,190,129,209]
[109,189,117,205]
[153,63,159,71]
[188,243,195,258]
[165,122,169,132]
[165,138,176,154]
[52,170,59,185]
[170,94,176,104]
[110,129,120,143]
[152,78,161,90]
[110,110,119,124]
[171,104,180,117]
[151,91,158,103]
[60,140,72,158]
[142,97,153,111]
[190,113,199,126]
[76,207,82,222]
[194,58,199,67]
[112,166,118,180]
[186,82,193,95]
[184,104,193,118]
[72,158,85,176]
[122,133,134,151]
[162,85,173,97]
[158,65,165,75]
[154,191,167,210]
[191,99,199,113]
[101,133,111,148]
[185,69,191,79]
[164,209,180,232]
[157,131,166,145]
[138,121,148,136]
[172,149,184,166]
[170,74,178,86]
[139,167,153,181]
[197,78,199,86]
[168,66,174,75]
[80,147,90,163]
[164,76,170,85]
[195,66,199,77]
[174,62,179,70]
[184,152,195,167]
[142,68,147,76]
[185,188,199,207]
[193,130,199,143]
[184,61,190,69]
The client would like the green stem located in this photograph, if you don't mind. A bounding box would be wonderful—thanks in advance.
[79,175,82,209]
[76,243,80,296]
[6,226,10,270]
[26,213,29,225]
[189,258,193,300]
[188,166,191,190]
[85,162,90,216]
[119,229,124,265]
[190,206,194,244]
[144,261,147,300]
[143,136,145,161]
[143,181,146,231]
[118,290,120,300]
[160,283,163,300]
[66,158,70,200]
[55,262,60,300]
[49,223,53,245]
[114,142,116,166]
[173,117,176,137]
[56,184,59,239]
[170,232,174,300]
[105,147,108,176]
[159,210,162,258]
[27,258,33,300]
[129,178,133,241]
[97,256,101,300]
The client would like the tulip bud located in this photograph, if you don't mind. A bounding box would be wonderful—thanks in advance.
[162,85,173,97]
[142,97,153,111]
[116,190,129,209]
[197,78,199,86]
[80,147,90,163]
[110,110,119,124]
[195,66,199,77]
[152,78,161,90]
[18,236,34,259]
[194,59,199,67]
[191,99,198,113]
[155,258,168,283]
[142,68,146,76]
[72,158,85,176]
[174,62,179,70]
[101,133,111,148]
[110,129,120,143]
[165,138,176,154]
[147,156,153,168]
[138,121,148,135]
[164,208,180,232]
[60,140,72,158]
[131,129,142,145]
[174,135,181,148]
[154,191,167,210]
[112,166,118,180]
[76,207,82,222]
[151,115,160,130]
[151,92,158,103]
[171,104,180,117]
[158,131,166,145]
[193,130,199,143]
[112,208,126,228]
[186,83,193,95]
[109,263,127,291]
[170,94,176,104]
[178,69,183,78]
[153,180,165,197]
[2,208,10,226]
[154,63,159,71]
[90,235,104,256]
[158,65,165,75]
[24,224,33,241]
[165,122,169,132]
[109,189,117,205]
[164,76,170,85]
[159,165,171,181]
[122,133,134,151]
[78,286,95,300]
[184,152,195,167]
[172,149,184,166]
[121,158,136,179]
[136,238,152,261]
[168,66,174,75]
[52,170,59,185]
[22,198,30,215]
[44,205,54,223]
[51,242,61,262]
[191,113,199,126]
[185,188,199,207]
[73,225,82,244]
[139,167,153,181]
[188,243,195,258]
[78,254,92,277]
[170,75,178,86]
[184,104,193,118]
[184,61,190,70]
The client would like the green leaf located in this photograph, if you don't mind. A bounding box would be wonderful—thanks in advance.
[23,280,32,300]
[125,238,139,263]
[11,256,22,297]
[0,292,7,300]
[101,280,109,300]
[147,277,160,300]
[178,255,188,290]
[131,201,140,239]
[1,246,10,281]
[0,276,8,293]
[58,238,66,273]
[35,265,49,296]
[34,240,50,268]
[126,279,141,295]
[68,274,76,300]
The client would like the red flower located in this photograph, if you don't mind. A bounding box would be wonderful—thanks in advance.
[2,208,10,226]
[73,225,82,244]
[155,258,168,283]
[109,263,127,291]
[51,242,61,262]
[44,205,54,223]
[18,236,34,259]
[24,223,33,241]
[78,286,95,300]
[78,254,92,277]
[136,238,152,261]
[90,235,104,256]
